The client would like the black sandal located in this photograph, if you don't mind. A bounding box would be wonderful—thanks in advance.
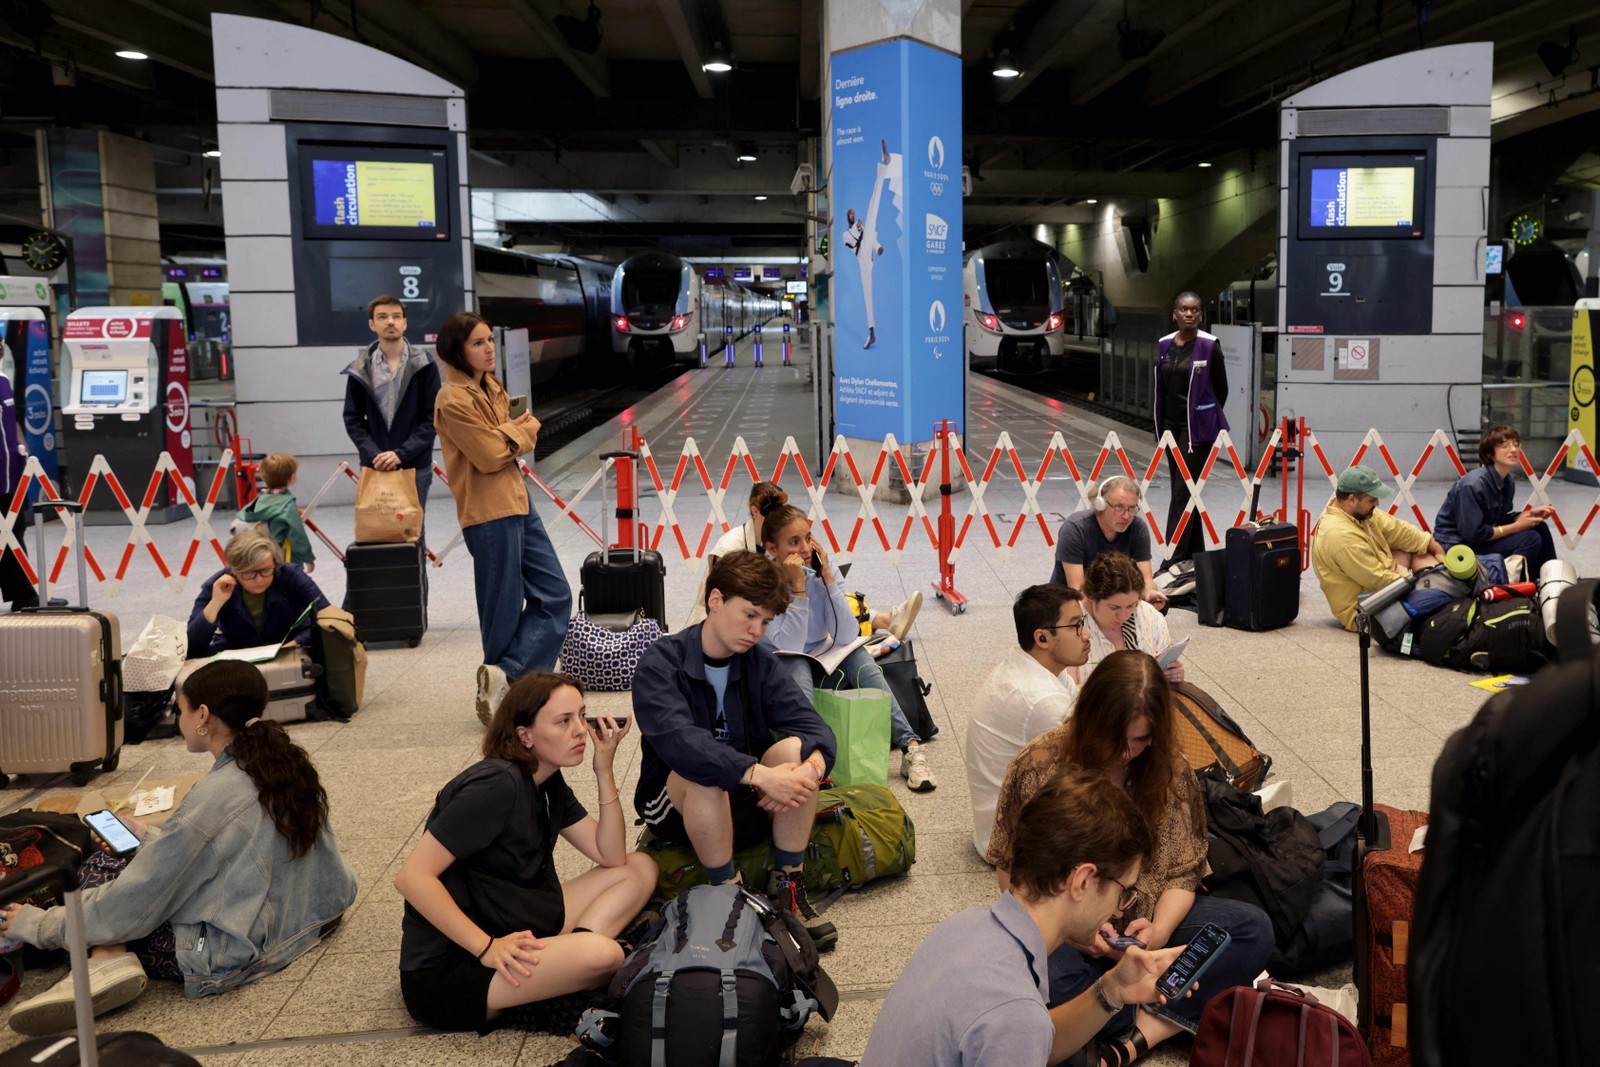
[1092,1025,1150,1067]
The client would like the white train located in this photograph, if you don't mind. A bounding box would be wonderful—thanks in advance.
[612,252,783,365]
[963,239,1069,373]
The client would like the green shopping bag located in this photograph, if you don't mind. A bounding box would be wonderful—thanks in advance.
[811,669,892,788]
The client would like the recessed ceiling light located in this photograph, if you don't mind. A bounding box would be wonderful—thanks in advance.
[203,149,221,158]
[753,195,768,201]
[115,49,148,60]
[1197,161,1213,168]
[1085,198,1098,204]
[992,48,1021,78]
[736,145,758,163]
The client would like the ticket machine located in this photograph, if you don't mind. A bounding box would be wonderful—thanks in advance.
[0,277,63,498]
[59,306,194,523]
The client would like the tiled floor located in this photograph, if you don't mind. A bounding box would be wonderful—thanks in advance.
[3,351,1596,1063]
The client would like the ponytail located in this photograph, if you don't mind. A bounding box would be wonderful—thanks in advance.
[179,661,330,859]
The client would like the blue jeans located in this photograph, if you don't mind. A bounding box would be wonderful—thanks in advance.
[461,487,571,680]
[1046,894,1273,1053]
[784,644,919,750]
[1467,522,1557,576]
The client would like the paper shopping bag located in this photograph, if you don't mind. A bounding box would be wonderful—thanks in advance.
[353,467,422,543]
[811,685,892,788]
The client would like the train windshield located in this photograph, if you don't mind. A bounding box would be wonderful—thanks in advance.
[623,269,681,314]
[984,260,1053,309]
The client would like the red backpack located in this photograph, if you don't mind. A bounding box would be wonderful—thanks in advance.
[1189,980,1371,1067]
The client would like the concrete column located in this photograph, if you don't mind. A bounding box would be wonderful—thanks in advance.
[821,0,962,497]
[38,129,161,307]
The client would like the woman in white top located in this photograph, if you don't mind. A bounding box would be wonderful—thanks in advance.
[686,483,789,626]
[1073,552,1184,687]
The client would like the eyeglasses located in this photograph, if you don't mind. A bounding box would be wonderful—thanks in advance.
[233,567,275,581]
[1042,617,1088,634]
[1100,871,1140,911]
[1105,503,1139,515]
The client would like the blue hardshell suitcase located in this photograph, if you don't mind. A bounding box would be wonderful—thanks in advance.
[1224,523,1300,631]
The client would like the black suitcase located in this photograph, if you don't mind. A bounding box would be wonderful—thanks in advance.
[1194,547,1227,627]
[1224,523,1300,631]
[581,451,667,630]
[878,639,938,741]
[344,541,427,647]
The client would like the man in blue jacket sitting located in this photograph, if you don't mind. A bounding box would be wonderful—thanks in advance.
[631,550,839,949]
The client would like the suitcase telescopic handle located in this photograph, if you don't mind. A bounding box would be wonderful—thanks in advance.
[598,452,641,562]
[33,498,90,608]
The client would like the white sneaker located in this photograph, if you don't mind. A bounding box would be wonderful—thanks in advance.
[887,591,923,642]
[8,952,147,1036]
[476,664,509,726]
[900,744,936,792]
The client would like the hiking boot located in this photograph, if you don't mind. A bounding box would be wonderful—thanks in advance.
[887,591,923,642]
[8,952,147,1036]
[900,744,937,792]
[476,664,509,726]
[765,868,838,953]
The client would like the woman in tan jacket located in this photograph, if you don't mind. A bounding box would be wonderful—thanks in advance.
[433,311,572,725]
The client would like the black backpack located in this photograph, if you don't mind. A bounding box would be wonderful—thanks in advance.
[1452,595,1546,673]
[1199,779,1325,949]
[0,811,92,909]
[577,883,838,1067]
[1414,596,1475,666]
[1409,580,1600,1067]
[1266,801,1359,978]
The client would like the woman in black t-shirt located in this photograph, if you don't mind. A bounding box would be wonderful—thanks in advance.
[394,672,657,1033]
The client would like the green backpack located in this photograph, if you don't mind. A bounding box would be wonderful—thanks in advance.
[636,783,917,901]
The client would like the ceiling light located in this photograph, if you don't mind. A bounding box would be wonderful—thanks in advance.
[702,41,732,73]
[1197,162,1212,168]
[736,143,758,163]
[115,49,148,60]
[1085,198,1098,204]
[203,150,221,158]
[991,48,1021,78]
[753,195,768,201]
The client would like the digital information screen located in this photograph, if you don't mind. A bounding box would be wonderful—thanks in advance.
[1308,167,1416,229]
[310,160,437,229]
[81,369,128,404]
[1485,244,1504,275]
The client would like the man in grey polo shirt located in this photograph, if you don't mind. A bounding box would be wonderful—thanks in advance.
[860,775,1190,1067]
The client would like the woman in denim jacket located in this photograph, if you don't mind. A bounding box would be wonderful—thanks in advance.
[1,661,357,1035]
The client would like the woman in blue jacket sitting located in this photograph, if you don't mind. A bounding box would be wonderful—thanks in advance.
[0,660,357,1034]
[187,527,331,657]
[1433,425,1557,576]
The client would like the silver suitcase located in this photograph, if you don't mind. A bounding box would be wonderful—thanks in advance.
[175,647,321,724]
[0,500,123,788]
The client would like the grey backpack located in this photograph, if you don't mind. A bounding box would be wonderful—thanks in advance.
[577,883,838,1067]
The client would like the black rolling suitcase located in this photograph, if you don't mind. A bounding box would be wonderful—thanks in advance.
[344,541,427,647]
[1224,522,1300,631]
[0,864,201,1066]
[580,450,667,630]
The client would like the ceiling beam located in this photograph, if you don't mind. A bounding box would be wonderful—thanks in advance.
[995,0,1103,105]
[639,138,678,167]
[652,0,715,99]
[1143,0,1351,107]
[1068,0,1249,104]
[505,0,612,97]
[44,0,215,80]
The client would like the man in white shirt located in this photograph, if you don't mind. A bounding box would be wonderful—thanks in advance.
[964,584,1091,858]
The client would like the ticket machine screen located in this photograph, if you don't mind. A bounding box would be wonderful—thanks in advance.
[81,369,129,404]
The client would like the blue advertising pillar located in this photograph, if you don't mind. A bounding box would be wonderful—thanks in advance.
[825,1,962,450]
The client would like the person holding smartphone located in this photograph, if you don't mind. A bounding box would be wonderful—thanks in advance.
[185,526,331,658]
[986,651,1272,1066]
[394,672,657,1034]
[1073,553,1183,687]
[432,311,572,726]
[758,502,936,792]
[860,775,1192,1067]
[0,661,356,1035]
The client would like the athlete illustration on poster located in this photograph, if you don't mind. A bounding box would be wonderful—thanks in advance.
[842,139,903,350]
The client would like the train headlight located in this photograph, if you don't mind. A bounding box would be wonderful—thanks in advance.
[671,314,688,331]
[978,312,1000,332]
[1047,313,1063,332]
[614,316,630,332]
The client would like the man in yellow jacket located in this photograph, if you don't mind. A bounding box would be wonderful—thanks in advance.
[1311,465,1445,631]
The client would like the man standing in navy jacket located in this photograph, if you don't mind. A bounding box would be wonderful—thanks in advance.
[632,551,839,949]
[342,295,442,538]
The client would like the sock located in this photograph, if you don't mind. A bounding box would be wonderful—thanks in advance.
[706,859,738,885]
[772,848,804,871]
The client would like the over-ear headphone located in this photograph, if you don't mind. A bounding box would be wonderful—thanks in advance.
[1091,477,1120,513]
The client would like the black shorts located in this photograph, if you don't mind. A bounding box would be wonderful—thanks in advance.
[401,948,498,1034]
[638,780,772,852]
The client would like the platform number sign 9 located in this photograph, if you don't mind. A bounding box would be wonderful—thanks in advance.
[1322,261,1349,298]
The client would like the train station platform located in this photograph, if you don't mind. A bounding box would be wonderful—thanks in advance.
[3,332,1599,1063]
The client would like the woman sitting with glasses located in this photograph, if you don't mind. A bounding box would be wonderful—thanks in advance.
[986,650,1272,1067]
[1075,553,1183,686]
[187,527,331,658]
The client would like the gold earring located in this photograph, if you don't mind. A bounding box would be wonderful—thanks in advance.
[197,726,209,737]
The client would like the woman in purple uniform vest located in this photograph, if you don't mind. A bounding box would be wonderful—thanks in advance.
[0,370,36,610]
[1153,293,1229,566]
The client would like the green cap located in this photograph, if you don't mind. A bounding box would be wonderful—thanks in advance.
[1336,465,1394,500]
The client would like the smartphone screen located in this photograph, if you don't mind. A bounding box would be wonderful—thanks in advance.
[83,809,140,855]
[1154,922,1230,999]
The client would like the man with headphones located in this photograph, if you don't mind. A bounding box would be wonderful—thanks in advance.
[1048,476,1166,607]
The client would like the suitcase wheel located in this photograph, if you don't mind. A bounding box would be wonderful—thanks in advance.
[71,769,92,787]
[103,750,120,773]
[407,637,420,648]
[0,773,8,789]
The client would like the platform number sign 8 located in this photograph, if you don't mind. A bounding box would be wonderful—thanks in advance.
[398,264,423,302]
